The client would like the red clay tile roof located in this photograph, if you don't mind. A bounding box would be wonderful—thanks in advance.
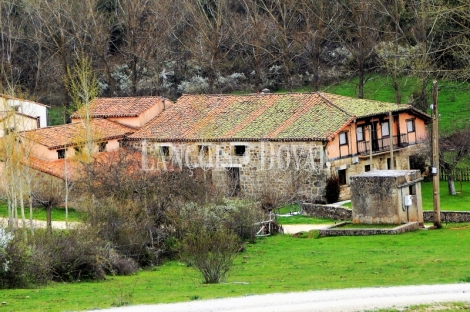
[70,96,168,118]
[129,92,431,142]
[128,93,356,142]
[20,119,134,149]
[25,149,147,181]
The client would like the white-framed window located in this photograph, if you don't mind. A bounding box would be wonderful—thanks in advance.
[339,132,348,146]
[406,119,415,133]
[356,126,364,142]
[381,121,390,137]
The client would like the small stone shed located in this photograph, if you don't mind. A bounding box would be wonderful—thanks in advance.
[350,170,424,225]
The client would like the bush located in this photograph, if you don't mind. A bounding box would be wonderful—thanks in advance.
[325,176,341,203]
[182,227,240,284]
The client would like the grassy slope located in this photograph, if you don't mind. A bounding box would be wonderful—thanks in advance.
[318,75,470,133]
[2,223,469,311]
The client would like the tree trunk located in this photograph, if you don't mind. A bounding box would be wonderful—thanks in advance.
[447,176,456,196]
[46,205,52,234]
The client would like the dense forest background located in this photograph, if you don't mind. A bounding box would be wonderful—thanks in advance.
[1,0,469,109]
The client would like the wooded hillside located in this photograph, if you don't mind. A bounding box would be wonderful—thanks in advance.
[1,0,469,108]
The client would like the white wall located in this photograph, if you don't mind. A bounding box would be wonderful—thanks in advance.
[5,98,48,128]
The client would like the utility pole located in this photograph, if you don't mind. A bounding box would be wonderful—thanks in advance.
[389,111,394,169]
[432,80,441,228]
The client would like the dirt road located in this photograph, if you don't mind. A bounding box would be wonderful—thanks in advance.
[102,283,470,312]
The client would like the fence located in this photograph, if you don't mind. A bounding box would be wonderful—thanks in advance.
[440,168,470,181]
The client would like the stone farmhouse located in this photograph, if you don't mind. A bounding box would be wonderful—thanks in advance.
[13,93,430,202]
[127,93,431,201]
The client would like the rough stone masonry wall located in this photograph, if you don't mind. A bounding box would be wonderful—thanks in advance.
[319,222,419,237]
[301,203,352,220]
[423,211,470,223]
[135,140,329,201]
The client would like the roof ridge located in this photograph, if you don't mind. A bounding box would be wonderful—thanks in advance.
[317,92,356,118]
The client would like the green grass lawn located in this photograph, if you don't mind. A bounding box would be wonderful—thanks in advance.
[0,201,82,222]
[1,223,469,311]
[421,181,470,211]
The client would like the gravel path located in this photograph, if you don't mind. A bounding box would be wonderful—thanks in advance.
[102,283,470,312]
[0,217,80,229]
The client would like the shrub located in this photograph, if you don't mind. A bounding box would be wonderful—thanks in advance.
[325,176,341,203]
[182,227,240,284]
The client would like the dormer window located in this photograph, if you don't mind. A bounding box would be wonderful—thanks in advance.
[57,149,66,159]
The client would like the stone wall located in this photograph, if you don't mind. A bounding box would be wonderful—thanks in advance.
[301,203,352,220]
[133,140,329,201]
[319,222,419,237]
[423,211,470,223]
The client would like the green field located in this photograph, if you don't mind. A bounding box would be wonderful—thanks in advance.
[421,181,470,211]
[1,223,469,311]
[0,202,82,222]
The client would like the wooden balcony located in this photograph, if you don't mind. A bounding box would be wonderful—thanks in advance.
[357,134,409,155]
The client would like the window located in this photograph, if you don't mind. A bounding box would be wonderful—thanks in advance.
[339,132,348,146]
[98,142,107,152]
[57,149,66,159]
[233,145,246,156]
[387,157,396,170]
[381,121,390,137]
[365,164,371,172]
[160,146,170,157]
[338,169,347,185]
[198,145,209,157]
[356,126,364,142]
[406,119,415,133]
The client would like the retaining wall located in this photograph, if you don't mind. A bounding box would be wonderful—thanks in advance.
[301,203,352,220]
[302,202,470,223]
[319,222,419,237]
[423,211,470,223]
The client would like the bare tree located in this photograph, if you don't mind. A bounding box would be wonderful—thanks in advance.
[439,128,470,195]
[337,0,382,98]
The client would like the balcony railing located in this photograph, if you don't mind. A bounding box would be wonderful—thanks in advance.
[357,133,409,155]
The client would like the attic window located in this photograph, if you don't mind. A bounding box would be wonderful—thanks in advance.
[233,145,246,156]
[57,149,66,159]
[98,141,107,152]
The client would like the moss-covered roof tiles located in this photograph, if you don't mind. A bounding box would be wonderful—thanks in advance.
[129,92,430,142]
[129,93,354,142]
